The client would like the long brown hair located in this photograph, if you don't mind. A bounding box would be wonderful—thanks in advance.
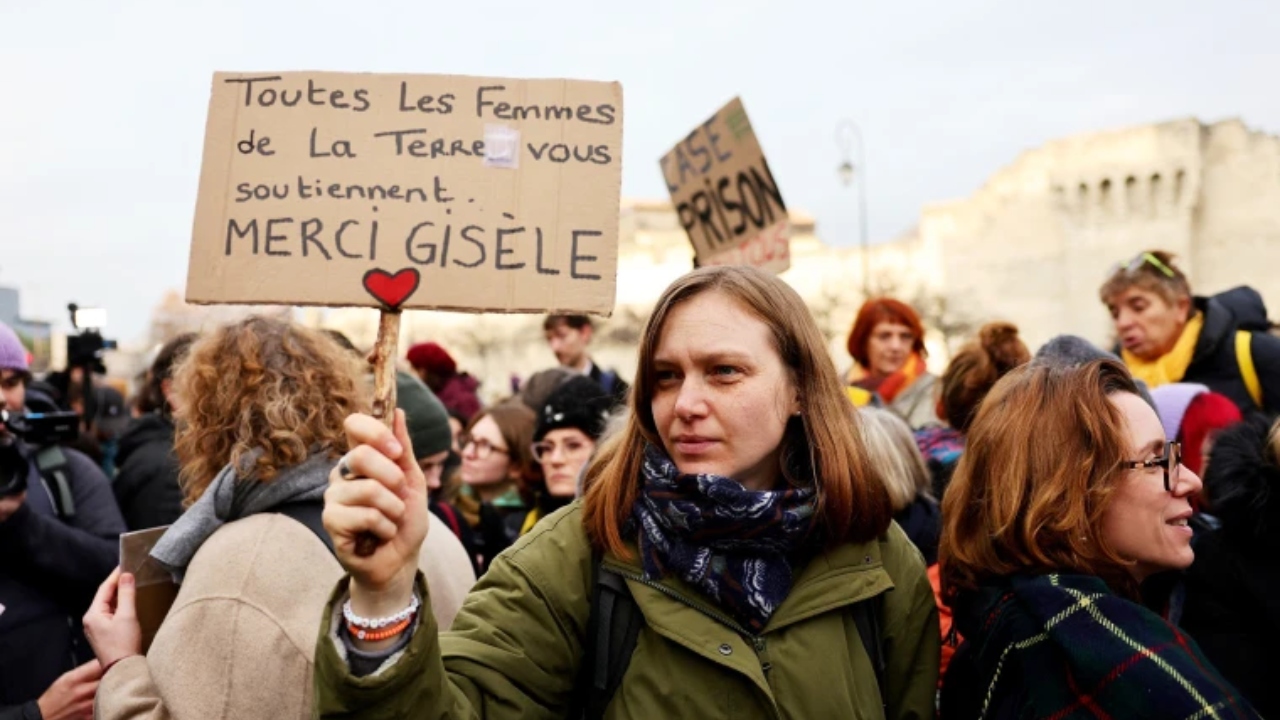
[172,315,367,505]
[583,266,893,558]
[939,359,1143,601]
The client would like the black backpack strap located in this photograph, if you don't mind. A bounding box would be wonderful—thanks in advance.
[852,594,886,710]
[35,445,75,519]
[596,569,642,711]
[570,556,643,720]
[274,499,335,556]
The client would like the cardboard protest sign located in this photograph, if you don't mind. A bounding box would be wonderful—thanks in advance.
[660,97,790,273]
[187,72,623,315]
[120,526,178,653]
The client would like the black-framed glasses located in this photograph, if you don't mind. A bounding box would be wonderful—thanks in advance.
[530,438,593,463]
[1122,441,1181,492]
[459,435,509,460]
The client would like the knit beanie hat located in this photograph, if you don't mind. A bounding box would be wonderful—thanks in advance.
[1033,334,1157,410]
[405,342,457,376]
[1179,391,1243,476]
[0,321,29,374]
[396,372,453,460]
[535,376,612,443]
[1149,383,1211,441]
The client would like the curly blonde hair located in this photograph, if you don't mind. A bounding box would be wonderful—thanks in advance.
[173,315,368,505]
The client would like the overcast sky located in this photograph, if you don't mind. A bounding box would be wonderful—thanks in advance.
[3,0,1278,342]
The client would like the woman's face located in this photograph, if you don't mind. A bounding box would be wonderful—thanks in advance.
[651,291,799,492]
[534,428,595,498]
[418,450,449,492]
[866,322,915,376]
[1106,287,1191,362]
[1100,392,1203,582]
[458,414,515,489]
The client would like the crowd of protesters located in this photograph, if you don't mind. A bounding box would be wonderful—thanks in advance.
[1,249,1277,718]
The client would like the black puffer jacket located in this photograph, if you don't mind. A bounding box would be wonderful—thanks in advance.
[1180,413,1280,719]
[112,413,183,531]
[1184,287,1280,415]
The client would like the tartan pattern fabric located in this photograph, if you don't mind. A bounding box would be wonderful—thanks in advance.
[965,573,1259,720]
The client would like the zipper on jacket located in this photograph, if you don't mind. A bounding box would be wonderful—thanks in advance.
[753,636,773,675]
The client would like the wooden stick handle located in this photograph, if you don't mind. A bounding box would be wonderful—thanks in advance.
[354,309,402,557]
[370,310,402,428]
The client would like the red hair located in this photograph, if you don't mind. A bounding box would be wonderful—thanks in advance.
[846,298,927,369]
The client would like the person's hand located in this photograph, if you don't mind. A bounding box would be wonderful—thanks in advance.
[0,490,26,523]
[82,568,142,669]
[323,410,429,618]
[36,660,102,720]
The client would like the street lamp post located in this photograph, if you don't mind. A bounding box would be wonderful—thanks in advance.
[836,120,870,299]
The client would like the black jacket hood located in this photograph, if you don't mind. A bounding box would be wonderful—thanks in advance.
[116,413,175,467]
[1211,286,1272,333]
[1203,412,1280,549]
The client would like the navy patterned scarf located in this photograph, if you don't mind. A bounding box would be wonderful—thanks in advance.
[631,444,819,633]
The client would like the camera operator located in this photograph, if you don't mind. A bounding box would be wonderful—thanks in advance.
[0,321,125,720]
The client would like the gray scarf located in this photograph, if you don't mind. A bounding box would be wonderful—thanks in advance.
[151,450,336,580]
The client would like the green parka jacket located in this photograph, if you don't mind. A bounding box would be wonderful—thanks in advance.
[316,502,940,719]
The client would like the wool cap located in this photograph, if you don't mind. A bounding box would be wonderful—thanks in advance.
[0,321,29,375]
[534,375,612,443]
[396,372,453,460]
[405,342,457,376]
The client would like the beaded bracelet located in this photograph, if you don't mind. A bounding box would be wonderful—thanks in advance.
[347,613,415,642]
[343,594,421,630]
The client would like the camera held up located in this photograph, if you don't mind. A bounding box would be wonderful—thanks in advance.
[0,408,81,497]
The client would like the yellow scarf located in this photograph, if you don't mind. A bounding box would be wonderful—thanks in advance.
[1122,314,1203,389]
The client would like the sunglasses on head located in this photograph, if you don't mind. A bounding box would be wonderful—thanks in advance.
[1110,251,1176,279]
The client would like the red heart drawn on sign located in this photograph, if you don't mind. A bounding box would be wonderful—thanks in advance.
[362,268,421,310]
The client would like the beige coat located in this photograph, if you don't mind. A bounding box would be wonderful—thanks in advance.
[95,513,474,720]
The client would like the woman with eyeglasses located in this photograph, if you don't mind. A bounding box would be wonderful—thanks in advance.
[1099,249,1280,416]
[452,402,539,573]
[521,375,613,534]
[938,359,1259,719]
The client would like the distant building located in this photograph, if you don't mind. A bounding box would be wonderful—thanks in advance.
[910,117,1280,351]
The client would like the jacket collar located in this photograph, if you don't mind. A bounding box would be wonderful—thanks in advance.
[604,533,894,636]
[1191,295,1236,362]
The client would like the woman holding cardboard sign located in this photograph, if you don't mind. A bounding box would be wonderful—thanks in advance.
[81,316,475,720]
[316,266,940,719]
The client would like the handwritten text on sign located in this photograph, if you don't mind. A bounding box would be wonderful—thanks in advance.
[187,72,624,314]
[659,97,789,274]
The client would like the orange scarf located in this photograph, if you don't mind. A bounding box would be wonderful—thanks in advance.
[852,353,926,405]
